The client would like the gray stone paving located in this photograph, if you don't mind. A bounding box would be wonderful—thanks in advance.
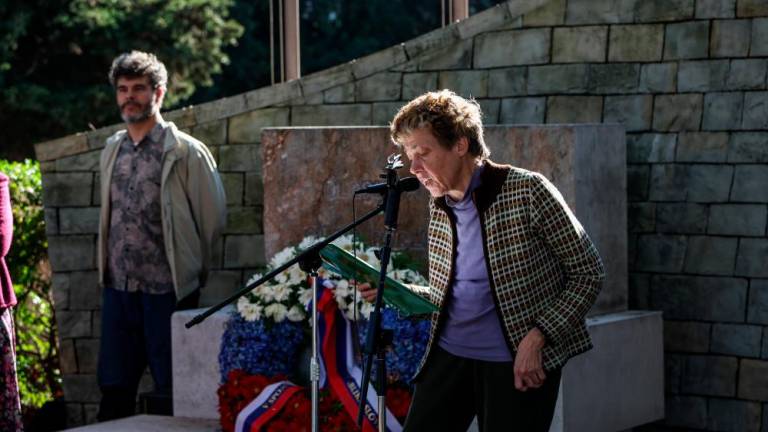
[63,415,220,432]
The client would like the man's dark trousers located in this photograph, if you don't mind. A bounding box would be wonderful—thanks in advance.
[403,346,562,432]
[96,286,198,421]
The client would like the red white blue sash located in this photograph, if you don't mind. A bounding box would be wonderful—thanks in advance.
[235,380,303,431]
[317,285,403,432]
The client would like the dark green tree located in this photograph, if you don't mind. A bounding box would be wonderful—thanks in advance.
[300,0,440,75]
[187,0,504,104]
[299,0,502,75]
[0,0,243,160]
[186,1,272,104]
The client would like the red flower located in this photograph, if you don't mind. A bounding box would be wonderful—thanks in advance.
[386,387,412,421]
[218,371,289,432]
[265,418,290,431]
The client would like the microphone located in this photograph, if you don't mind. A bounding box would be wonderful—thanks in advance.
[354,176,420,195]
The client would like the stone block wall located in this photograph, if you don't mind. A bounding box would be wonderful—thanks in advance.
[34,0,768,428]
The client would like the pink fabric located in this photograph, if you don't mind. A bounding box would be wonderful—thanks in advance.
[0,173,15,308]
[1,306,22,431]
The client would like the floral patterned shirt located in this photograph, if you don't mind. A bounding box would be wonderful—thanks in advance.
[107,122,174,294]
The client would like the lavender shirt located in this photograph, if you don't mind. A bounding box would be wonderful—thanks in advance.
[437,165,513,362]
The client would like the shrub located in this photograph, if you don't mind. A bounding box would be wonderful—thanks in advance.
[0,159,61,414]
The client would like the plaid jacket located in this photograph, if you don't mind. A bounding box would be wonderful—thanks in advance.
[412,160,604,376]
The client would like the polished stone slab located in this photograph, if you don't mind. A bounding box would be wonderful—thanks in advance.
[261,124,627,315]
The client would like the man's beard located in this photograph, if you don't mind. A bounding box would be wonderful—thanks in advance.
[120,99,157,124]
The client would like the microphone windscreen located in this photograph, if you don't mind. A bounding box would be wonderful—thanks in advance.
[399,176,420,192]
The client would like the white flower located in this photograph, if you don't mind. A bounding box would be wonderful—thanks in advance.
[252,304,264,321]
[238,298,263,322]
[265,303,289,322]
[411,272,428,285]
[299,235,322,251]
[271,283,292,302]
[287,265,306,285]
[246,273,264,287]
[331,235,355,252]
[334,279,351,296]
[237,296,250,314]
[359,302,373,319]
[239,235,428,324]
[335,294,348,311]
[255,284,275,303]
[286,305,306,322]
[343,300,370,321]
[299,288,313,306]
[270,247,296,269]
[274,270,289,284]
[389,268,427,285]
[360,248,380,269]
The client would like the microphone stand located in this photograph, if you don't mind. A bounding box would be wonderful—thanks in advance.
[357,154,407,431]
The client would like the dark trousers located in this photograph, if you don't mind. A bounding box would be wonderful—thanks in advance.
[403,346,562,432]
[96,286,198,422]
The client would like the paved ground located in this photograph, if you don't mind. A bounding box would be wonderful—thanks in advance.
[63,415,220,432]
[62,414,479,431]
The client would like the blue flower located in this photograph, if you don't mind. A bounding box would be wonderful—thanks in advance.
[218,312,307,382]
[358,307,430,384]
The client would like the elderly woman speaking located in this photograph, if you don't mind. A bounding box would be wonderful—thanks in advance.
[358,90,604,432]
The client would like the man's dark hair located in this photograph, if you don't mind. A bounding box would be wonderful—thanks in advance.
[108,51,168,89]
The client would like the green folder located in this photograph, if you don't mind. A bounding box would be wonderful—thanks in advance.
[319,244,438,316]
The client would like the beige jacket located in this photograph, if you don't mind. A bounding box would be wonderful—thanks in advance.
[98,121,227,301]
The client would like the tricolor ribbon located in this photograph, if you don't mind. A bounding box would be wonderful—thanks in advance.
[317,283,402,432]
[235,380,303,432]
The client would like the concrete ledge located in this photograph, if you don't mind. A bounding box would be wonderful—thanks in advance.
[552,310,665,431]
[171,306,233,419]
[63,415,219,432]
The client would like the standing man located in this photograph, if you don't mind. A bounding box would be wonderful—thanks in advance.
[97,51,226,421]
[359,90,604,431]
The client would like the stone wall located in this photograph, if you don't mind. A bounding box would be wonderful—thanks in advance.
[34,0,768,429]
